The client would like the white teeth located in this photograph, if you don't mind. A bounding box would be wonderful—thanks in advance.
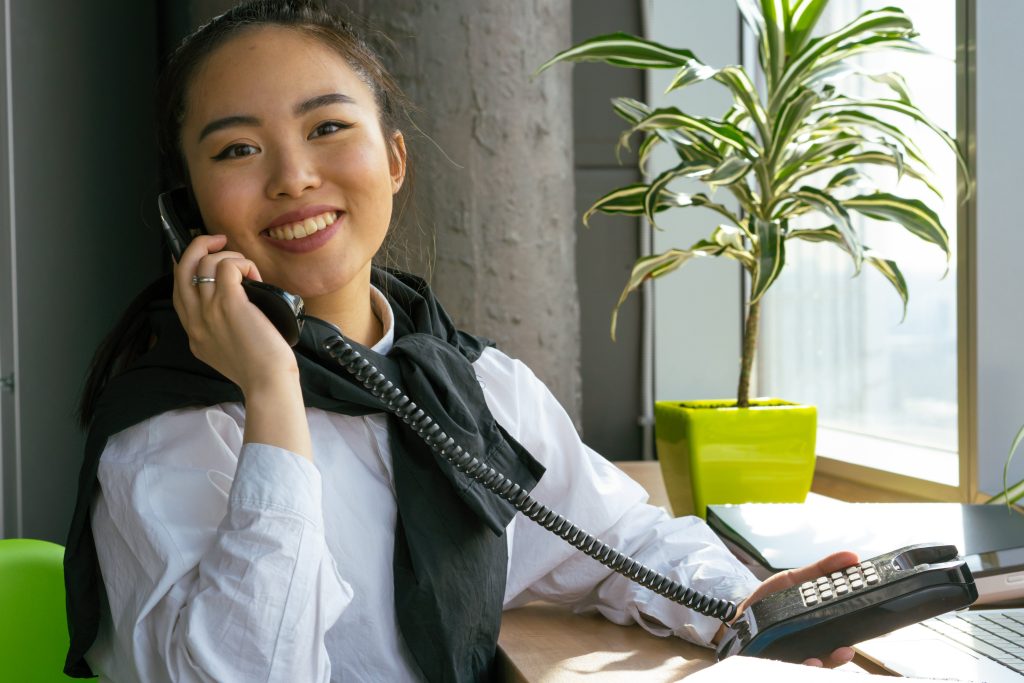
[266,210,339,241]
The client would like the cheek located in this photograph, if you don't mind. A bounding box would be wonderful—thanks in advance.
[193,170,261,237]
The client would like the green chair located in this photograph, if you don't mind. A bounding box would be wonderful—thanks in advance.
[0,539,76,681]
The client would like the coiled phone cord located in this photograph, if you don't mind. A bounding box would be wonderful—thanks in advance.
[323,336,739,623]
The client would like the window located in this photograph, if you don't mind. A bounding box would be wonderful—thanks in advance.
[756,0,960,486]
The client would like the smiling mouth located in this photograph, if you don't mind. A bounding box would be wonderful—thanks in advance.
[265,210,339,241]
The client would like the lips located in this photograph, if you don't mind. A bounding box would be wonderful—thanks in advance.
[261,211,343,254]
[265,209,339,241]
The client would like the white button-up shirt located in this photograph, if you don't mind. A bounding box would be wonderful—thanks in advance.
[86,287,759,682]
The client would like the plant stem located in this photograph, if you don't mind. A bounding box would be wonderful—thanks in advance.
[737,298,761,409]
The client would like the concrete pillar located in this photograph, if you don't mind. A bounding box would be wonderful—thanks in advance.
[186,0,582,421]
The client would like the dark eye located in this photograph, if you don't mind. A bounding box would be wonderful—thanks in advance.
[212,143,259,160]
[310,121,352,139]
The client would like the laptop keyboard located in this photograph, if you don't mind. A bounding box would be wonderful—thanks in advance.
[922,611,1024,674]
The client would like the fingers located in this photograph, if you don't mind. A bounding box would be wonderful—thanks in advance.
[171,234,261,334]
[804,646,856,669]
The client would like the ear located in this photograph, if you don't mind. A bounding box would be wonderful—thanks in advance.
[389,130,407,194]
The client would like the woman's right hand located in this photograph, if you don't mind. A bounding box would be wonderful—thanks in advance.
[172,234,312,460]
[171,234,296,392]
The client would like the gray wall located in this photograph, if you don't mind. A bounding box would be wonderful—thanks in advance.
[1,1,161,540]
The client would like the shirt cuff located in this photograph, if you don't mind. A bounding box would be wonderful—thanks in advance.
[229,442,324,527]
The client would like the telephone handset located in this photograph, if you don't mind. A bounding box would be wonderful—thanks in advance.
[716,543,978,662]
[157,187,305,346]
[157,189,979,662]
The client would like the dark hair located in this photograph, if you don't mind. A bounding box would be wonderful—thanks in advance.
[78,0,413,427]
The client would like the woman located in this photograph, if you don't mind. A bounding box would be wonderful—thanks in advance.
[64,1,857,680]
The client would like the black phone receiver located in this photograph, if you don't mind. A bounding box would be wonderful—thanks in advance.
[157,188,305,346]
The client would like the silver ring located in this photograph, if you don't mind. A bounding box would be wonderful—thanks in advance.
[191,275,216,286]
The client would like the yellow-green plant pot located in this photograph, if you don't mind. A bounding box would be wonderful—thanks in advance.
[655,399,817,518]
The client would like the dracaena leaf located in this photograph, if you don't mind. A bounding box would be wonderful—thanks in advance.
[612,97,653,125]
[817,97,970,198]
[805,109,931,170]
[582,183,679,225]
[632,107,759,158]
[780,150,941,199]
[791,186,863,272]
[537,32,698,73]
[786,0,830,55]
[759,0,787,88]
[788,226,908,319]
[611,248,705,339]
[703,154,753,186]
[844,192,950,261]
[772,7,915,112]
[825,167,862,191]
[749,217,785,303]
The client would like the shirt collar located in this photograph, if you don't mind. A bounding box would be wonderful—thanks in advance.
[369,284,395,355]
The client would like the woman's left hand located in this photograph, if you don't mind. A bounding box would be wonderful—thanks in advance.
[718,550,860,667]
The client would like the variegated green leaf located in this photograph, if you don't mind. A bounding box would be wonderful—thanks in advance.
[582,183,679,225]
[816,97,970,197]
[666,58,720,91]
[760,0,787,88]
[772,8,914,112]
[807,109,931,169]
[844,192,950,259]
[612,97,653,125]
[867,71,913,104]
[738,0,772,83]
[791,186,863,271]
[611,248,706,339]
[664,63,771,146]
[633,107,758,158]
[788,226,908,319]
[825,167,861,191]
[703,154,753,186]
[780,151,941,198]
[537,32,697,73]
[863,251,909,321]
[637,134,661,173]
[749,217,785,303]
[771,87,820,163]
[690,226,756,269]
[810,36,928,87]
[786,0,829,55]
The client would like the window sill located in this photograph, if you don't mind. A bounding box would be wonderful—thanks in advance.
[815,426,959,488]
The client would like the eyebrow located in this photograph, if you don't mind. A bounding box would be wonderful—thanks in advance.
[197,92,357,142]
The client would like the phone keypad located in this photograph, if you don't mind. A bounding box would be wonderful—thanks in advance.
[799,561,877,607]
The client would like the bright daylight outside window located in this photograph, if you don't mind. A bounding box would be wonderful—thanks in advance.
[757,0,959,485]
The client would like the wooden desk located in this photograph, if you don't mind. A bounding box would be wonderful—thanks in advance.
[496,603,715,682]
[495,461,885,680]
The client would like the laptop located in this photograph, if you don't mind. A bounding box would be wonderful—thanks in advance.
[856,607,1024,682]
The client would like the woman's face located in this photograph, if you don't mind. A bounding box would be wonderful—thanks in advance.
[179,26,405,299]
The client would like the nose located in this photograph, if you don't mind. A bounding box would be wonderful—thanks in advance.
[265,144,321,199]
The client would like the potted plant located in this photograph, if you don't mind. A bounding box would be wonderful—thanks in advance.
[540,1,969,517]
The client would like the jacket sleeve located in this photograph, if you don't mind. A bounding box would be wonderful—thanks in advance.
[87,404,352,683]
[475,349,761,647]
